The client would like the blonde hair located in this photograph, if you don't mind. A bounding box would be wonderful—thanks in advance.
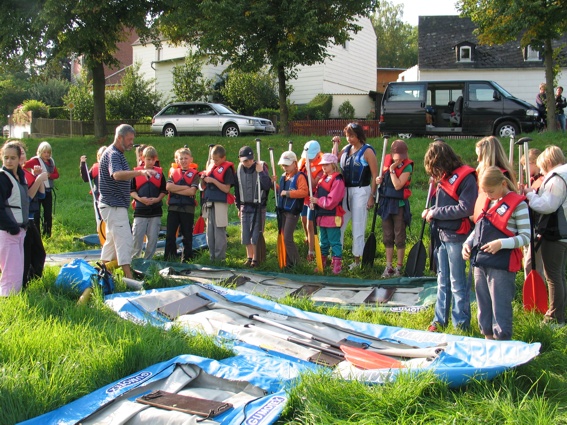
[326,163,342,174]
[537,145,566,174]
[475,136,515,183]
[480,166,516,192]
[175,147,192,159]
[520,148,541,166]
[37,141,52,156]
[96,146,107,161]
[143,146,158,159]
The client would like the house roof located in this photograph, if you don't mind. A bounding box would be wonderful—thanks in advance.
[418,15,562,70]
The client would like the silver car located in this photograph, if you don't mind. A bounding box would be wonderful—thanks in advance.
[151,102,276,137]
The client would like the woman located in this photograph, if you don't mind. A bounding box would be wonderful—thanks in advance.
[332,123,378,270]
[523,145,567,326]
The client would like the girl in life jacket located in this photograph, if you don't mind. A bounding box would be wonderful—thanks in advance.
[376,140,413,278]
[463,167,530,340]
[80,145,107,201]
[310,153,346,274]
[0,141,30,295]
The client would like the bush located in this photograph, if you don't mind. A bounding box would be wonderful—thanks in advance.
[63,72,94,121]
[254,107,279,121]
[293,94,333,120]
[22,99,49,119]
[172,53,214,102]
[338,100,355,119]
[48,107,68,119]
[28,78,70,107]
[221,68,278,116]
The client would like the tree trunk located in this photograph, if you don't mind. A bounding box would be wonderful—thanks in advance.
[277,65,289,136]
[544,37,556,132]
[91,61,107,139]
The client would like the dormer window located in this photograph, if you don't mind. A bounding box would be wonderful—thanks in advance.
[524,45,542,61]
[455,41,476,62]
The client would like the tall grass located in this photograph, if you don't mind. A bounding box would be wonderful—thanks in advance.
[2,131,567,424]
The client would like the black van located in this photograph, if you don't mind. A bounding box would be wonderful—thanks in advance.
[379,80,541,138]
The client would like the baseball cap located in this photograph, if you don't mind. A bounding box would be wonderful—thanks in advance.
[278,151,298,166]
[319,153,338,165]
[301,140,321,159]
[238,146,254,160]
[390,140,408,159]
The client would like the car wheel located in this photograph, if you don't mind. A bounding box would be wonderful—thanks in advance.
[223,123,240,137]
[495,122,519,138]
[398,133,413,139]
[163,124,177,137]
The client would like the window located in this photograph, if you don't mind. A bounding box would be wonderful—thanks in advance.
[459,46,472,62]
[387,84,425,102]
[469,83,497,102]
[524,45,541,61]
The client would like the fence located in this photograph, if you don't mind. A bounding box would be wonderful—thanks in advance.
[31,118,152,137]
[289,119,380,137]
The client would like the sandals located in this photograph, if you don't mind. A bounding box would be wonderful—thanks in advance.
[244,258,252,267]
[250,259,258,268]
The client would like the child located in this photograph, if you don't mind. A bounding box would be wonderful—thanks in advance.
[201,145,235,262]
[165,147,200,262]
[298,140,324,262]
[234,146,271,267]
[0,141,29,295]
[376,140,413,277]
[24,141,59,237]
[423,141,478,332]
[131,146,167,260]
[276,151,309,267]
[80,146,107,201]
[476,136,515,182]
[463,167,530,340]
[310,153,346,274]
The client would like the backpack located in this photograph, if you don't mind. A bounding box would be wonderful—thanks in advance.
[55,259,115,295]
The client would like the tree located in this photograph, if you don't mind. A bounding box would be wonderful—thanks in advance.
[158,0,377,134]
[172,53,214,102]
[459,0,567,131]
[372,1,418,68]
[221,69,279,116]
[0,0,163,138]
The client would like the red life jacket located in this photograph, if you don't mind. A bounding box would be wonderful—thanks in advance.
[315,172,345,217]
[437,165,477,235]
[168,167,199,207]
[132,166,164,209]
[299,154,323,206]
[382,154,413,199]
[91,162,99,179]
[204,161,235,204]
[472,191,526,272]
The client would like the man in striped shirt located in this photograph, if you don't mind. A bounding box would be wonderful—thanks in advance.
[98,124,156,279]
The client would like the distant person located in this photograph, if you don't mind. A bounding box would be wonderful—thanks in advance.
[80,146,107,201]
[99,124,156,279]
[555,86,566,132]
[536,82,547,129]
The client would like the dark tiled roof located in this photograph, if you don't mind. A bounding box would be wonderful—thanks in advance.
[418,15,549,70]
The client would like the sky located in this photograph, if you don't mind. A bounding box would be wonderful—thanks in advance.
[388,0,459,26]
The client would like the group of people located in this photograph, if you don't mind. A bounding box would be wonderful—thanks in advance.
[536,82,567,131]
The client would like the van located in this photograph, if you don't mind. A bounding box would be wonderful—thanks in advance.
[379,80,541,138]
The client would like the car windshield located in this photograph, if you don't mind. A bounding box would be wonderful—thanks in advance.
[491,82,513,98]
[211,104,238,115]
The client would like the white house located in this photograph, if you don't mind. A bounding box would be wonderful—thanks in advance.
[398,15,567,106]
[132,17,377,118]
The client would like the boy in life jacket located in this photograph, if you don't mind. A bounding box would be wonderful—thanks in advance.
[463,167,530,340]
[310,153,346,274]
[80,145,107,201]
[423,141,478,332]
[24,141,59,237]
[275,151,309,267]
[165,147,200,262]
[130,146,167,260]
[376,140,413,278]
[234,146,271,267]
[298,140,324,262]
[201,145,236,262]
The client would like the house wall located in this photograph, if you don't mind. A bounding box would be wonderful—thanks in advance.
[329,94,375,119]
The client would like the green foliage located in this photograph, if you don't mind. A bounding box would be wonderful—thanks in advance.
[22,99,49,119]
[172,53,214,102]
[0,74,29,126]
[63,72,94,121]
[220,68,278,116]
[28,78,70,107]
[338,100,355,119]
[254,107,279,121]
[372,0,418,68]
[294,93,333,120]
[106,63,165,120]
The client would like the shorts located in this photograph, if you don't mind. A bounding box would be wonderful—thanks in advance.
[300,204,315,220]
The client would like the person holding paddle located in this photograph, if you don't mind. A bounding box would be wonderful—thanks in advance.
[376,140,413,278]
[423,141,477,332]
[523,146,567,327]
[332,123,378,270]
[463,167,530,340]
[235,145,271,268]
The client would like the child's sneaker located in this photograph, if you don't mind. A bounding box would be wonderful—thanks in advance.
[393,266,403,277]
[348,262,360,271]
[381,266,395,278]
[331,257,342,274]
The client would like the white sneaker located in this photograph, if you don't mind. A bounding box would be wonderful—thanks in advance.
[393,267,402,277]
[348,262,360,271]
[381,267,395,278]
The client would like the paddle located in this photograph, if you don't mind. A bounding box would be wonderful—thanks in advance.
[193,144,214,235]
[269,147,286,269]
[84,158,106,245]
[517,137,548,314]
[508,134,514,168]
[288,140,293,152]
[305,147,323,273]
[405,182,434,277]
[255,138,266,264]
[362,136,389,268]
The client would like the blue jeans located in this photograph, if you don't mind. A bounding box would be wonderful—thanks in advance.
[432,240,471,329]
[557,113,566,131]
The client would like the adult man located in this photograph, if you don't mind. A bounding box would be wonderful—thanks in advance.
[98,124,156,278]
[555,86,566,132]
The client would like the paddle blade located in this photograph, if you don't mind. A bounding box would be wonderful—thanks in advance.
[362,233,376,268]
[405,242,426,277]
[193,216,205,234]
[256,232,266,264]
[340,345,404,370]
[314,234,323,274]
[523,270,548,314]
[277,232,287,269]
[97,221,106,245]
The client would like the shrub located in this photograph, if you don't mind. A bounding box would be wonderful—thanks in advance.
[221,68,278,116]
[172,53,214,102]
[63,72,94,121]
[338,100,355,119]
[28,78,70,107]
[22,99,49,119]
[293,94,333,120]
[254,107,279,121]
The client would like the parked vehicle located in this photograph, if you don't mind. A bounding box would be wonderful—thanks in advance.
[151,102,276,137]
[379,80,542,138]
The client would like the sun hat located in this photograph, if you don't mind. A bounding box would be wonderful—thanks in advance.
[238,146,254,160]
[278,151,298,166]
[390,140,408,159]
[301,140,321,159]
[319,153,338,165]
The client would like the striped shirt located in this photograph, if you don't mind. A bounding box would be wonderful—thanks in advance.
[99,145,131,208]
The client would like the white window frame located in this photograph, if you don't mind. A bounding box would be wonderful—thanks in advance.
[459,46,472,62]
[525,45,541,61]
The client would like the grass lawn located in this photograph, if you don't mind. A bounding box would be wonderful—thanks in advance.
[1,130,567,424]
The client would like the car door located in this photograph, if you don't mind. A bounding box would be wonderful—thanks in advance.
[175,105,194,133]
[462,82,503,135]
[382,83,427,134]
[192,104,219,133]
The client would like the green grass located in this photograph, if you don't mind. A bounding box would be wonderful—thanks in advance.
[2,131,567,424]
